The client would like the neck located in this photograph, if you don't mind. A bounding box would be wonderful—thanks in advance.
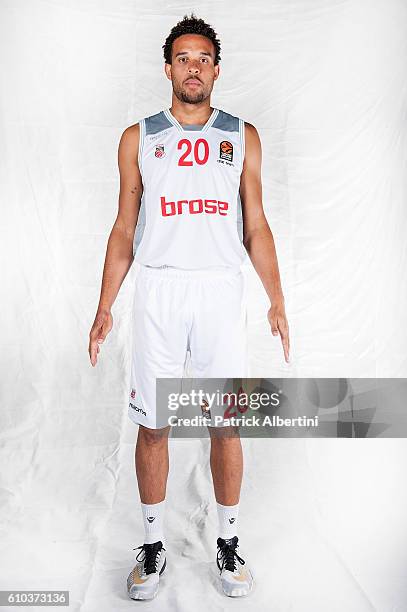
[169,98,213,126]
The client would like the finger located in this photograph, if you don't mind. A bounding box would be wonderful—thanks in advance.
[270,318,279,336]
[282,337,289,362]
[90,313,111,361]
[279,322,290,362]
[97,327,105,342]
[88,327,99,364]
[89,339,98,366]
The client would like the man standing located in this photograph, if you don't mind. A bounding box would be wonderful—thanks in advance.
[89,13,289,600]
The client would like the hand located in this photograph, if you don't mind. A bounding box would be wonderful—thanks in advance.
[88,309,113,366]
[267,301,290,363]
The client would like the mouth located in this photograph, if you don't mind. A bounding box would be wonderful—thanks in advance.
[184,79,202,87]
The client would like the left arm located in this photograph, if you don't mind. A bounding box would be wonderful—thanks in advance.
[239,122,290,363]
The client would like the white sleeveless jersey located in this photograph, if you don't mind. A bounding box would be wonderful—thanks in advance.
[133,107,247,269]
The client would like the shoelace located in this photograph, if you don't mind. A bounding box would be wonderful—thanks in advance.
[133,541,165,575]
[217,537,245,572]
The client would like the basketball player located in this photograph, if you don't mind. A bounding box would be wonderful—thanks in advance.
[88,14,289,600]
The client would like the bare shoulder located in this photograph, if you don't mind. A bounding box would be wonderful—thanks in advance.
[244,121,257,132]
[118,123,141,164]
[242,122,262,168]
[244,121,261,143]
[119,123,140,146]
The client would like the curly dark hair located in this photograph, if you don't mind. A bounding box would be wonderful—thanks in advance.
[162,13,221,65]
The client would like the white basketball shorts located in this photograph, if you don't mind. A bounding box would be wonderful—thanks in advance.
[128,265,248,429]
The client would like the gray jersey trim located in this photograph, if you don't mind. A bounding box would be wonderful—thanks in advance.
[237,191,243,243]
[238,117,246,245]
[133,192,146,256]
[180,124,208,131]
[164,107,219,133]
[212,110,244,243]
[133,118,147,256]
[145,111,172,135]
[239,117,246,173]
[134,112,171,256]
[212,109,239,133]
[138,118,145,176]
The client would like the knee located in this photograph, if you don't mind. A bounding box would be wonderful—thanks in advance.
[208,425,240,442]
[138,425,170,446]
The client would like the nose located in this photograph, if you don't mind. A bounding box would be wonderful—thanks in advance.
[188,62,200,75]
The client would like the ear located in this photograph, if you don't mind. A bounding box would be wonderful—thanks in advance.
[214,64,220,81]
[164,63,172,81]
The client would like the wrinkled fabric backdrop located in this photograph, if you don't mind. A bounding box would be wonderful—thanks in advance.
[1,0,407,610]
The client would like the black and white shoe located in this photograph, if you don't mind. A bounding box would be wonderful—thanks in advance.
[127,541,166,600]
[216,536,253,597]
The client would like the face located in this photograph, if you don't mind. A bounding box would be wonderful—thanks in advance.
[165,34,220,104]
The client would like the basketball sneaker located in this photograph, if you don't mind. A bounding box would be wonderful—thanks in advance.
[216,536,253,597]
[127,541,166,600]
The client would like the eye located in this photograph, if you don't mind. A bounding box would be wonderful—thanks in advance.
[179,57,187,63]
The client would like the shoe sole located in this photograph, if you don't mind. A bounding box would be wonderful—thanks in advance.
[128,558,167,601]
[222,569,254,598]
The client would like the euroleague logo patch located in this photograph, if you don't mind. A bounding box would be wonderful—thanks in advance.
[219,140,233,162]
[155,144,165,158]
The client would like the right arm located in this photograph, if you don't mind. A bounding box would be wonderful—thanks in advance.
[88,123,143,366]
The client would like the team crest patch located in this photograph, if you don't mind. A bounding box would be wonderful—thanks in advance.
[155,144,165,158]
[219,140,233,162]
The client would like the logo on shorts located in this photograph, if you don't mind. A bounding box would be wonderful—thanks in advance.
[147,517,155,523]
[130,388,136,399]
[155,144,165,158]
[201,399,211,419]
[229,518,236,524]
[219,140,233,162]
[129,402,147,417]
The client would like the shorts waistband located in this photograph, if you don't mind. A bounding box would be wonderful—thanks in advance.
[138,264,242,279]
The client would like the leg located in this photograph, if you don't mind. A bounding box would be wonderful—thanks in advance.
[127,425,170,601]
[187,270,253,596]
[135,424,171,504]
[127,267,190,600]
[188,270,247,539]
[128,267,189,538]
[135,424,171,546]
[209,425,253,597]
[208,425,242,505]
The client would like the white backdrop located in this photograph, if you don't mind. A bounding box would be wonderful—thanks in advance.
[1,0,407,610]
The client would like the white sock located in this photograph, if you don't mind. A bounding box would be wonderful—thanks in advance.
[216,501,239,540]
[141,500,166,546]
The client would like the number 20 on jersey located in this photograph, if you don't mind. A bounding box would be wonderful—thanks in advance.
[177,138,209,166]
